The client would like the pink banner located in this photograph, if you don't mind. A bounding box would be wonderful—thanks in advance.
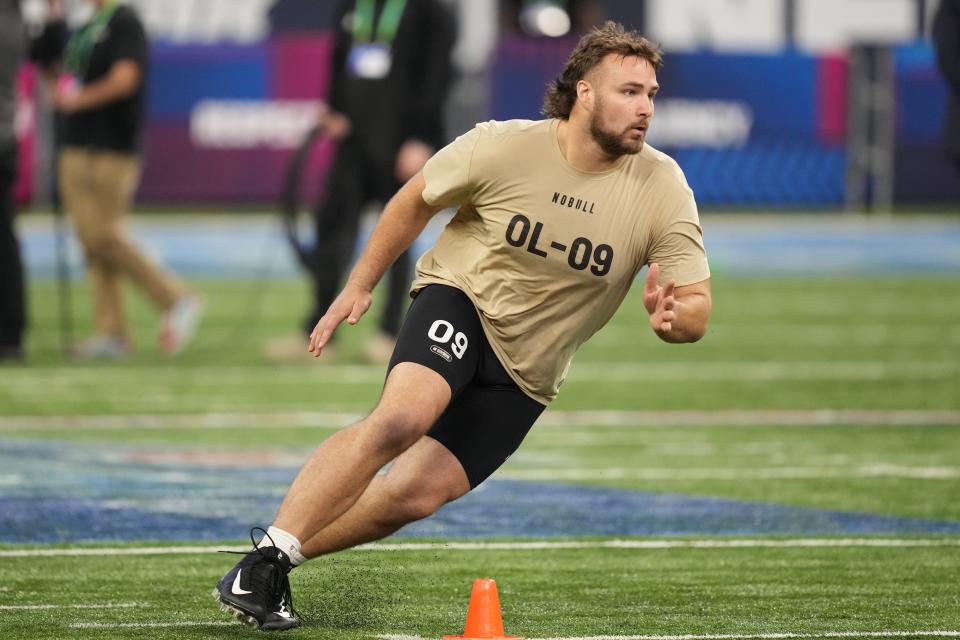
[14,65,36,205]
[816,54,849,145]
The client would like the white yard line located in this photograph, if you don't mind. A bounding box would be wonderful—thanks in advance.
[2,361,958,386]
[0,410,363,430]
[0,545,249,557]
[590,324,960,347]
[69,621,235,629]
[537,410,960,428]
[0,602,140,610]
[59,626,960,636]
[1,409,958,432]
[380,632,960,640]
[500,465,960,480]
[355,539,960,551]
[570,361,960,382]
[2,538,959,558]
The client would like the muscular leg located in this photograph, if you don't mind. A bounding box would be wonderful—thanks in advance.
[272,362,452,543]
[300,435,470,557]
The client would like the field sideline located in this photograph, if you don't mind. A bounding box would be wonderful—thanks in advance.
[1,217,958,639]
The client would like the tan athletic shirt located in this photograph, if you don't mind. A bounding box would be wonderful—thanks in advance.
[413,119,710,404]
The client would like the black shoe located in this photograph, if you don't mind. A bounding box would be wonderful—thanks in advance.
[213,528,299,631]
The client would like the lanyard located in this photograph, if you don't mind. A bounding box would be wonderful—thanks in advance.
[352,0,407,45]
[64,1,121,75]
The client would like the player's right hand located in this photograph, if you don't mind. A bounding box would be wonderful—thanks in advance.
[308,283,372,357]
[643,262,677,334]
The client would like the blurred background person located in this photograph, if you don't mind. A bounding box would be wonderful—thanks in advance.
[934,0,960,171]
[0,0,28,363]
[265,0,456,364]
[36,0,204,359]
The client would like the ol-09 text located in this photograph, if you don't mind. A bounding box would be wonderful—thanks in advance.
[505,214,614,277]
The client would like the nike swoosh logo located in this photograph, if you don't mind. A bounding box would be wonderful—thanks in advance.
[232,570,253,596]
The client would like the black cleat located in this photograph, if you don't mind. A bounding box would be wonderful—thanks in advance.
[213,528,299,631]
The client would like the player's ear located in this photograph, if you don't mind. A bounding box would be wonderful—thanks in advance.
[576,78,595,112]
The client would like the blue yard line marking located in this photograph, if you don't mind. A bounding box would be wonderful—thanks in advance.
[2,440,958,543]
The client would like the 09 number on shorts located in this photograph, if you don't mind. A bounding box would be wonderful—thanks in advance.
[428,320,468,359]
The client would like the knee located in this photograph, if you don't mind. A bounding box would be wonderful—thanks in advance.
[79,231,119,260]
[362,409,434,458]
[380,476,450,524]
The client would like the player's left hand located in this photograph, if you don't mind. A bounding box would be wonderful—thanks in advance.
[308,282,372,357]
[643,262,676,333]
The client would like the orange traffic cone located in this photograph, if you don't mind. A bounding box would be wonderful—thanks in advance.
[443,578,523,640]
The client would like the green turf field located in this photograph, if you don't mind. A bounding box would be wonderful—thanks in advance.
[0,275,958,639]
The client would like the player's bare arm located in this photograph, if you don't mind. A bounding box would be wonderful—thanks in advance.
[308,173,445,355]
[643,263,711,343]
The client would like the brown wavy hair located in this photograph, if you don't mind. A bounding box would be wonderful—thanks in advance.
[542,21,663,120]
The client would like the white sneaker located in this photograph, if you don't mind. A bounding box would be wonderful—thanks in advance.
[159,295,205,355]
[72,335,130,360]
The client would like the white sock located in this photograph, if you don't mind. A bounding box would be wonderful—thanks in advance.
[265,526,307,566]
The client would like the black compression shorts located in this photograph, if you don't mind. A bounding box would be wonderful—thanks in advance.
[387,284,546,487]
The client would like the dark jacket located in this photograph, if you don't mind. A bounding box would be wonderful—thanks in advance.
[328,0,456,158]
[933,0,960,163]
[0,0,24,151]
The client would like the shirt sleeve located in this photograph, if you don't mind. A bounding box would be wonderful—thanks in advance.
[420,124,484,208]
[29,19,67,68]
[109,8,148,68]
[647,193,711,287]
[933,0,960,90]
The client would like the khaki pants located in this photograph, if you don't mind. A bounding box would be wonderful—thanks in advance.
[59,147,183,337]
